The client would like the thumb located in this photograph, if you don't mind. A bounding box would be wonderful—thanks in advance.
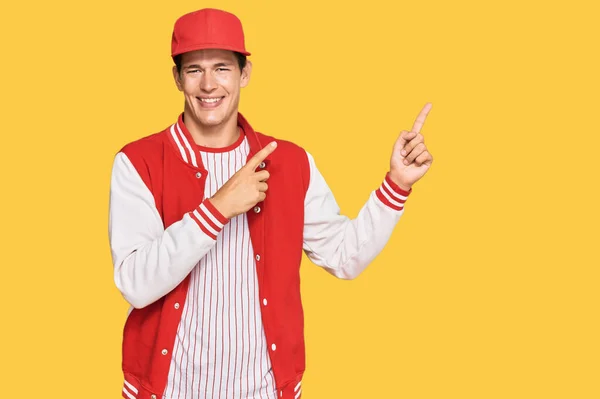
[393,130,413,155]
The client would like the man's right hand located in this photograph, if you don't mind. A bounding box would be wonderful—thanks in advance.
[209,141,278,219]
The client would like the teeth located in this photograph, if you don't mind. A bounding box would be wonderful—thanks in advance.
[201,98,221,103]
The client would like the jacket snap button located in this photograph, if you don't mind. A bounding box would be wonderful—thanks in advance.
[254,206,261,213]
[259,162,266,169]
[195,172,201,178]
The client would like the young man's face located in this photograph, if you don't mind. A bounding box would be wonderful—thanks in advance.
[173,49,251,129]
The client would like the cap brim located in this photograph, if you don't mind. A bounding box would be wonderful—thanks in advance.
[172,43,251,58]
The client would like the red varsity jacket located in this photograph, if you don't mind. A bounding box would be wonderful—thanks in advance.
[108,112,411,399]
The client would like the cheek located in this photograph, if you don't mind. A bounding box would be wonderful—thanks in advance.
[181,76,198,92]
[216,75,240,92]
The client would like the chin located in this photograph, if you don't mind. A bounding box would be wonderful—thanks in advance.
[200,118,223,126]
[196,112,225,127]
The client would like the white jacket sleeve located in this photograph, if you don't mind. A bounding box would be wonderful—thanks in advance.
[302,151,412,279]
[108,152,227,308]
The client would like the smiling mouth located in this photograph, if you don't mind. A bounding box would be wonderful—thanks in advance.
[197,96,224,108]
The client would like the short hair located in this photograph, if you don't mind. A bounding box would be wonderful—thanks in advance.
[174,52,247,75]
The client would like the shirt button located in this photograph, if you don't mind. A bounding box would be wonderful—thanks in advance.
[255,254,261,261]
[195,172,201,178]
[174,303,180,309]
[271,343,277,351]
[254,206,261,213]
[263,298,268,306]
[161,349,168,355]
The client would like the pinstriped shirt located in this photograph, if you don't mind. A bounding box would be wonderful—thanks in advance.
[162,132,277,399]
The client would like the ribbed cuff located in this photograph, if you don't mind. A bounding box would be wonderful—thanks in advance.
[190,199,229,240]
[375,173,412,211]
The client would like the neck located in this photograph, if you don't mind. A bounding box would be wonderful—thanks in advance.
[182,107,240,149]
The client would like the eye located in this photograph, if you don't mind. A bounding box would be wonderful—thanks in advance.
[187,69,200,74]
[216,68,231,72]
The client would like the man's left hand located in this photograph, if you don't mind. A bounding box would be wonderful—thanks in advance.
[389,103,435,191]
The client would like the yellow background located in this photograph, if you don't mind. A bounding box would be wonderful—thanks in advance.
[1,0,598,398]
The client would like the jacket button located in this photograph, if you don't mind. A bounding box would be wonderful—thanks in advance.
[161,349,168,355]
[259,161,266,169]
[271,343,277,351]
[263,298,268,306]
[195,172,201,178]
[174,303,180,309]
[253,206,261,213]
[151,395,157,399]
[255,254,261,261]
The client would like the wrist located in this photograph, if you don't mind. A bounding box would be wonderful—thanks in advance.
[387,172,412,192]
[207,196,233,220]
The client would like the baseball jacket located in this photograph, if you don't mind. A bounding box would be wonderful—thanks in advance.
[108,112,411,399]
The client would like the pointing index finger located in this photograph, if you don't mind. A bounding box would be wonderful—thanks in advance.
[248,141,277,170]
[411,102,432,134]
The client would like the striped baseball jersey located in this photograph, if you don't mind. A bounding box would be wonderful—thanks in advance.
[162,133,277,399]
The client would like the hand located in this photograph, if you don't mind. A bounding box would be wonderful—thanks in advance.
[389,103,434,190]
[210,141,277,219]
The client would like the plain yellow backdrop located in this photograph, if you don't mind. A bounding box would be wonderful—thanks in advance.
[1,0,598,398]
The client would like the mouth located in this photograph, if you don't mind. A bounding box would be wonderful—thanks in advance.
[197,96,224,109]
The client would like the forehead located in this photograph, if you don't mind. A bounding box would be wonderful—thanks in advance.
[180,49,237,65]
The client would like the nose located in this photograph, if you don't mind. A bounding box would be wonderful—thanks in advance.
[200,71,217,92]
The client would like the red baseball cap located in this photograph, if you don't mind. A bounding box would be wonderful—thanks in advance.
[171,8,251,58]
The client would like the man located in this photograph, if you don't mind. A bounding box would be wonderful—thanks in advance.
[108,8,434,399]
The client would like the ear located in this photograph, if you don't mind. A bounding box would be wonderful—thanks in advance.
[240,60,252,88]
[172,65,183,91]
